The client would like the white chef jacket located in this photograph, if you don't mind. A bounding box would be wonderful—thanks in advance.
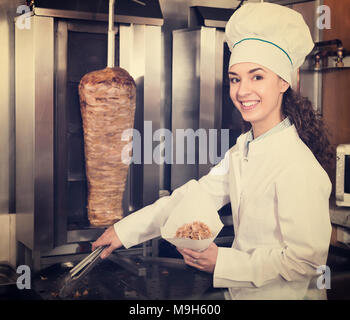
[114,124,332,300]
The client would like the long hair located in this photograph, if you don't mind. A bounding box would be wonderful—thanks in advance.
[241,87,335,172]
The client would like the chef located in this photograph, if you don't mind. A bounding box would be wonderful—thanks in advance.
[93,2,333,300]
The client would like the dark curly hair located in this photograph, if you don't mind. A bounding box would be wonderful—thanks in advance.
[241,87,335,172]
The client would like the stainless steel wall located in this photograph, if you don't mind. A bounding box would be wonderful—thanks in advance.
[0,0,22,214]
[15,15,55,252]
[171,27,229,189]
[0,0,23,267]
[158,0,252,190]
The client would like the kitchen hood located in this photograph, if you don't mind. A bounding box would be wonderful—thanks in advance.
[32,0,163,26]
[189,6,235,28]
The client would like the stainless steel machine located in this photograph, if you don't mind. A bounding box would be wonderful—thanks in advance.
[15,0,163,271]
[171,6,242,189]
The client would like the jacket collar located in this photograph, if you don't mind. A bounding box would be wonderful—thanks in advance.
[236,125,299,156]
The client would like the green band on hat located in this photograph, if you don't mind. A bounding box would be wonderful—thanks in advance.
[233,38,293,66]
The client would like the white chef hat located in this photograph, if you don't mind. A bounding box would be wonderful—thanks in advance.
[225,2,314,86]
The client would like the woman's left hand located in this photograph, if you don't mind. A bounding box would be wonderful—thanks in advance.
[177,242,218,273]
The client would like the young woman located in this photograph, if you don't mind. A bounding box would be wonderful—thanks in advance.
[92,2,334,299]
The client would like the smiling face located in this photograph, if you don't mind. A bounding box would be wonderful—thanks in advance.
[229,62,290,138]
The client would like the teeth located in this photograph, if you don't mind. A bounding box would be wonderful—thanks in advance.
[241,101,259,107]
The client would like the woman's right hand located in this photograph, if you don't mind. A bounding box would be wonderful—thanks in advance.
[91,225,123,259]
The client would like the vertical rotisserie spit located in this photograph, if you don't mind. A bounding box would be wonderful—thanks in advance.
[78,0,136,227]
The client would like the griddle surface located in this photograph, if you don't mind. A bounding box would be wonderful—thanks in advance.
[32,255,214,300]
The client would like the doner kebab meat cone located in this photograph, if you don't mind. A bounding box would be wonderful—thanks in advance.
[78,0,136,227]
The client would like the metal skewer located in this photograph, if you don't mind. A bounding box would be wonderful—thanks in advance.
[107,0,116,68]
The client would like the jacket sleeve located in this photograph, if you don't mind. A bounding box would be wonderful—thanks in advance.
[213,163,332,288]
[114,149,232,249]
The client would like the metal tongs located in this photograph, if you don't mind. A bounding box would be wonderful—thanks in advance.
[58,246,105,298]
